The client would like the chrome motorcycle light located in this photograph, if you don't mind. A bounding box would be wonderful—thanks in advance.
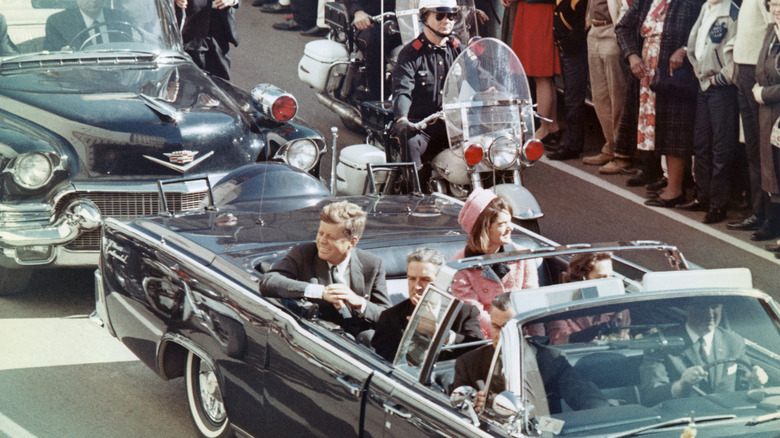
[488,135,518,170]
[251,83,298,122]
[285,139,319,171]
[12,152,54,190]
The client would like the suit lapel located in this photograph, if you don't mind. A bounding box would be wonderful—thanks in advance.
[349,250,365,298]
[315,257,330,285]
[710,329,726,388]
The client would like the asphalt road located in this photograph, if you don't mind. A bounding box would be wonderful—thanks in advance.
[1,5,778,438]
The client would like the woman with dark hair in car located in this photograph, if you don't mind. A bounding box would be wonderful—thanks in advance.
[450,189,539,338]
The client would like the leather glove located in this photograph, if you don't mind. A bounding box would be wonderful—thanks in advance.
[391,117,418,138]
[568,321,619,343]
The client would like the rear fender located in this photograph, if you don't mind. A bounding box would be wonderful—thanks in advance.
[492,183,543,220]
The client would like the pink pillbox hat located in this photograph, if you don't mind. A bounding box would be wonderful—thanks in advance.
[458,188,498,234]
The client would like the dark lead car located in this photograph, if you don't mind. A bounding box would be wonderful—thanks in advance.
[0,0,325,294]
[94,165,780,437]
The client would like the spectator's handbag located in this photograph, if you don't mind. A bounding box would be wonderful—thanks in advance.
[771,116,780,149]
[649,63,698,97]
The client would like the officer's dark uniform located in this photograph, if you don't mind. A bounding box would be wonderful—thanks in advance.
[177,0,239,80]
[348,0,400,101]
[391,32,462,182]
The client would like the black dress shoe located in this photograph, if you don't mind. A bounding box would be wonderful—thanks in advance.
[540,130,562,148]
[547,148,579,161]
[252,0,272,6]
[644,194,686,208]
[646,177,667,192]
[751,222,780,241]
[676,198,708,212]
[300,26,328,37]
[727,214,763,231]
[272,17,301,30]
[261,2,291,13]
[626,170,647,187]
[703,208,726,224]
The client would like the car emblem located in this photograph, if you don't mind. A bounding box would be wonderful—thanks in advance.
[165,150,198,164]
[143,151,215,173]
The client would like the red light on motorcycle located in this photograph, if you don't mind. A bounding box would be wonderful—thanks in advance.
[464,144,484,166]
[272,95,297,122]
[524,139,544,162]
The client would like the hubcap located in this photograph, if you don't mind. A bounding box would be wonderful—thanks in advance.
[198,365,226,424]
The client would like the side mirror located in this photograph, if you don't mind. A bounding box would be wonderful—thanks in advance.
[450,386,480,426]
[493,391,542,437]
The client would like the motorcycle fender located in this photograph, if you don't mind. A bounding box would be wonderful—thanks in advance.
[493,184,543,220]
[431,148,470,186]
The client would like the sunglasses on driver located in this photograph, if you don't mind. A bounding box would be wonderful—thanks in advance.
[434,12,458,21]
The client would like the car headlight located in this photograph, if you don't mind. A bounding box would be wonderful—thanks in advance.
[284,139,319,171]
[12,152,54,189]
[488,136,519,170]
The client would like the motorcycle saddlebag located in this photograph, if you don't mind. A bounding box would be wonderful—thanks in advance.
[325,2,349,31]
[298,39,349,92]
[361,100,394,132]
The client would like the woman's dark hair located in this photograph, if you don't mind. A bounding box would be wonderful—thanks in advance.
[466,197,513,254]
[564,252,613,282]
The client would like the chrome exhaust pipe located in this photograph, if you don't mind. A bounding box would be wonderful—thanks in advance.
[316,93,362,127]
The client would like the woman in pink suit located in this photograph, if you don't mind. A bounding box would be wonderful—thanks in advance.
[450,189,539,338]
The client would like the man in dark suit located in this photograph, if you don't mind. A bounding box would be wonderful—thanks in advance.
[175,0,240,80]
[371,248,483,362]
[44,0,127,52]
[640,303,768,406]
[0,14,18,56]
[260,200,391,337]
[453,293,609,413]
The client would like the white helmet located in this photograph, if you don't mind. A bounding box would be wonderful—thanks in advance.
[419,0,459,15]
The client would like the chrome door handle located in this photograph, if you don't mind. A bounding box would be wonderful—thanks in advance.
[383,402,412,419]
[336,375,362,397]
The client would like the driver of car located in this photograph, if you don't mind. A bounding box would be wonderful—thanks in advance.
[390,0,463,189]
[0,14,18,56]
[44,0,126,51]
[639,303,769,406]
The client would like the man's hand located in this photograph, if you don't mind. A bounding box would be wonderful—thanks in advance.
[672,365,707,397]
[475,9,489,24]
[175,0,187,8]
[628,54,647,79]
[391,117,418,138]
[669,47,687,72]
[213,0,239,9]
[324,284,366,309]
[353,10,373,30]
[474,390,486,412]
[747,365,769,388]
[753,84,765,104]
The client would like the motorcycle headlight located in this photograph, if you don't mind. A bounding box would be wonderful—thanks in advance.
[12,152,54,189]
[284,139,319,171]
[488,136,519,170]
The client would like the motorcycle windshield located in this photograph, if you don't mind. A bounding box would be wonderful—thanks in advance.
[396,0,479,46]
[442,38,534,150]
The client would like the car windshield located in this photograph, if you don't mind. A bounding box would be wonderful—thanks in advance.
[1,0,178,59]
[495,291,780,436]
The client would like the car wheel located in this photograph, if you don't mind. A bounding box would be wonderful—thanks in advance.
[0,268,32,296]
[186,351,233,438]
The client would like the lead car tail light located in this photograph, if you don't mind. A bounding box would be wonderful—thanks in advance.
[464,144,484,166]
[250,84,298,122]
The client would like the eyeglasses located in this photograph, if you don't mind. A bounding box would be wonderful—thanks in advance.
[434,12,458,21]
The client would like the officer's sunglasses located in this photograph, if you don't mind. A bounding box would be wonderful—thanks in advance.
[434,12,458,21]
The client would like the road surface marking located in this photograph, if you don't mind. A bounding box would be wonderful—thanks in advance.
[541,158,780,266]
[0,317,138,371]
[0,412,37,438]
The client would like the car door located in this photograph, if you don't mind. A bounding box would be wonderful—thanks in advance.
[256,314,375,437]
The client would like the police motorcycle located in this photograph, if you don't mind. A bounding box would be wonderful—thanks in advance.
[297,0,480,138]
[424,36,545,231]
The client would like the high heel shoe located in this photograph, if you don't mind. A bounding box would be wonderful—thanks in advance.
[539,130,562,148]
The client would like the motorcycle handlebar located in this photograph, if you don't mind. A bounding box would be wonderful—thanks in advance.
[412,112,442,131]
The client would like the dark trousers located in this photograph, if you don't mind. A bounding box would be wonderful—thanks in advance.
[736,64,766,217]
[692,85,739,209]
[291,0,317,29]
[355,25,401,101]
[558,44,589,153]
[614,61,638,158]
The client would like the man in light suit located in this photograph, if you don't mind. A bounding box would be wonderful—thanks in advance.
[371,247,484,362]
[44,0,126,51]
[640,303,768,406]
[260,200,391,337]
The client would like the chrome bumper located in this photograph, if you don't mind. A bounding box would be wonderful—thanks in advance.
[0,199,101,267]
[93,268,116,337]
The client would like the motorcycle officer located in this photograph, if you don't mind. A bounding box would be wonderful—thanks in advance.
[349,0,401,101]
[390,0,463,189]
